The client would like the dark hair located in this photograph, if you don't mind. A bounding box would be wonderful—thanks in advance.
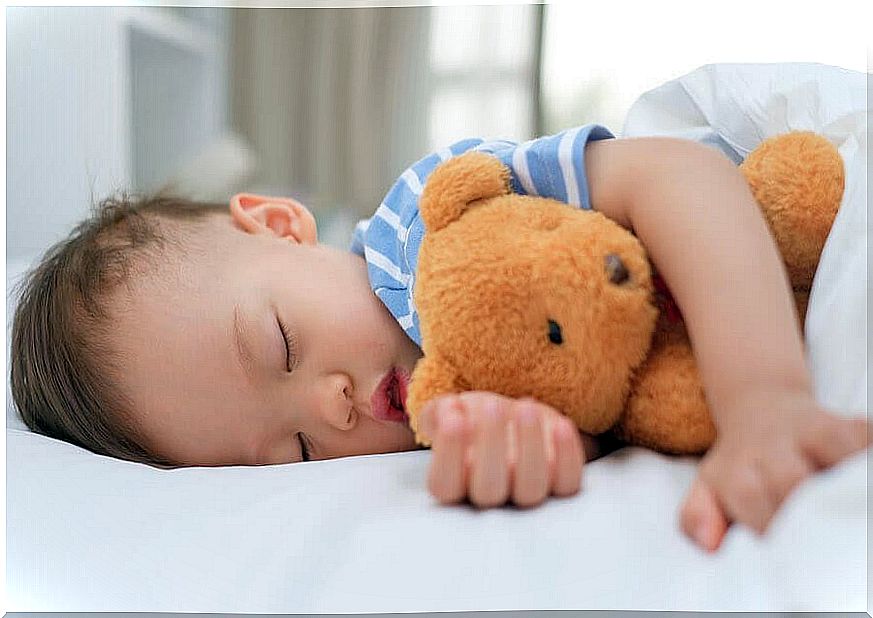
[10,194,227,467]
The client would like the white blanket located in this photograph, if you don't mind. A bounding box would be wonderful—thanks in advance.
[6,63,869,613]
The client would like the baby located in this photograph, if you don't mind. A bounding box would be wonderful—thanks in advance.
[11,124,869,554]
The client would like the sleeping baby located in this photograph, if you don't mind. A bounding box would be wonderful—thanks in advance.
[11,125,870,553]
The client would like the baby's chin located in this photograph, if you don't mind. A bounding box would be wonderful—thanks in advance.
[390,423,420,453]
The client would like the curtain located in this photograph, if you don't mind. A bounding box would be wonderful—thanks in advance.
[230,7,433,217]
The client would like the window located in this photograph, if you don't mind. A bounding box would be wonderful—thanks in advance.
[427,5,542,149]
[539,2,868,136]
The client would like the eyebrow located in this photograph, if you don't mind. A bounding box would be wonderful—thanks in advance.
[233,303,258,381]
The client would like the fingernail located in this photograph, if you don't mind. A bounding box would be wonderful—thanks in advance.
[482,398,501,419]
[694,521,710,548]
[518,406,537,427]
[442,407,462,431]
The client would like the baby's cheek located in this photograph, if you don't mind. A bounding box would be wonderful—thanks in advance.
[366,337,391,357]
[350,317,391,356]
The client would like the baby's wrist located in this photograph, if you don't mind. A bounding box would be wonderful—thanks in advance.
[711,383,817,434]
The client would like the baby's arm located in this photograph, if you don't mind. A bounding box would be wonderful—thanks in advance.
[586,137,870,550]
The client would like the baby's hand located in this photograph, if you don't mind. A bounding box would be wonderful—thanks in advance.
[681,389,871,552]
[418,391,585,509]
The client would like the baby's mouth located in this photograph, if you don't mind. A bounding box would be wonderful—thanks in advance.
[372,368,409,423]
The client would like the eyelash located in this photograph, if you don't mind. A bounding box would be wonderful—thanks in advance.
[277,317,298,372]
[297,433,311,462]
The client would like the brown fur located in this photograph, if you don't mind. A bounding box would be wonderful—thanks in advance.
[406,133,844,454]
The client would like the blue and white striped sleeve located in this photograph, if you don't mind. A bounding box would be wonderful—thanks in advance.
[349,217,370,256]
[476,124,614,210]
[350,127,612,346]
[352,138,488,346]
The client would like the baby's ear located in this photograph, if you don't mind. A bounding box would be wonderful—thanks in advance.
[420,152,511,233]
[230,193,318,245]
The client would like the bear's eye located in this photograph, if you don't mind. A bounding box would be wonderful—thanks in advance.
[605,253,630,285]
[547,319,563,345]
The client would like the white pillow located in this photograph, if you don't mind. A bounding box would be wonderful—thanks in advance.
[623,62,866,159]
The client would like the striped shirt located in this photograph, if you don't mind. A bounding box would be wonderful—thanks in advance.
[350,124,614,346]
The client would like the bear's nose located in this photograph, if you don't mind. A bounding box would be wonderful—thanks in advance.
[604,254,629,285]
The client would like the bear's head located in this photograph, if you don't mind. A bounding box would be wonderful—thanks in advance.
[409,152,659,437]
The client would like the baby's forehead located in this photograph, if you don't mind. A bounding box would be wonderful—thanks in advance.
[114,212,234,297]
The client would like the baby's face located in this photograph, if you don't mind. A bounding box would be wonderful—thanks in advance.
[114,211,423,466]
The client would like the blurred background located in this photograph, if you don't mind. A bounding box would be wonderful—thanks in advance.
[6,3,869,259]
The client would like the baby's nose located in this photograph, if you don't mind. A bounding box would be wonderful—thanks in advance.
[319,374,358,431]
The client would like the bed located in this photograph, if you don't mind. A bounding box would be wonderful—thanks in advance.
[6,63,868,613]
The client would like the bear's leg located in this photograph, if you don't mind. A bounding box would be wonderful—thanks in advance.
[740,131,843,290]
[613,329,716,455]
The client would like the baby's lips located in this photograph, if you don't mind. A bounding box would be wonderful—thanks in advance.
[370,371,391,420]
[371,368,409,423]
[395,367,411,410]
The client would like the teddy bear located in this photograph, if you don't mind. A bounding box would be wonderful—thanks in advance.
[404,132,844,455]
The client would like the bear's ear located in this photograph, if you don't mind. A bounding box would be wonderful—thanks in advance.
[419,151,511,232]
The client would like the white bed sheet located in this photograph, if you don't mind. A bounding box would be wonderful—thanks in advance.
[7,427,867,613]
[6,62,869,613]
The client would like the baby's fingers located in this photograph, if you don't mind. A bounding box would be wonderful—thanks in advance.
[761,450,812,510]
[511,402,549,508]
[469,398,511,508]
[802,415,871,470]
[680,478,730,552]
[709,461,775,534]
[550,414,584,497]
[427,402,469,504]
[695,444,775,535]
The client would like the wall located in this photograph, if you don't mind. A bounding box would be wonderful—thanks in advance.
[7,8,130,262]
[6,7,230,263]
